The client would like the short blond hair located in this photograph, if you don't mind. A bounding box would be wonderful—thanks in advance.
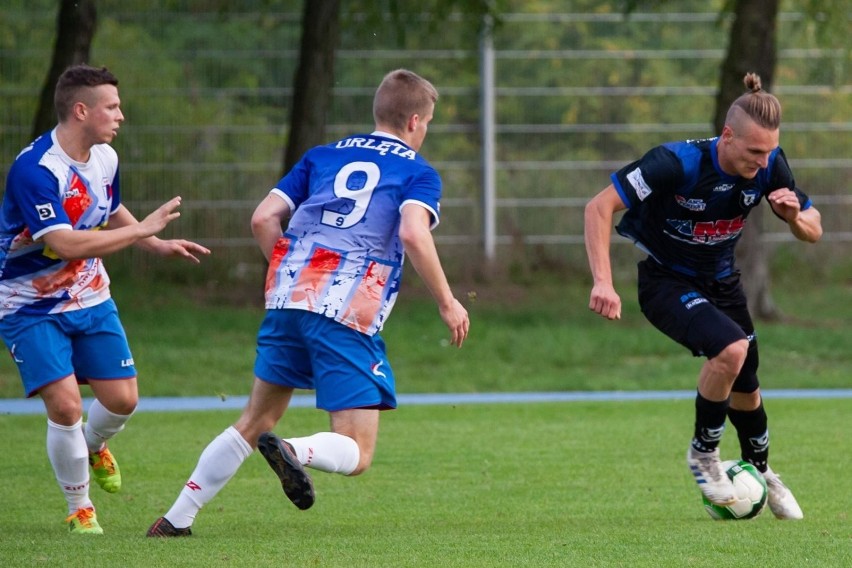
[372,69,438,131]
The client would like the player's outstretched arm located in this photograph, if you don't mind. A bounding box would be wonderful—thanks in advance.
[42,196,199,261]
[110,200,210,263]
[399,203,469,347]
[584,185,626,320]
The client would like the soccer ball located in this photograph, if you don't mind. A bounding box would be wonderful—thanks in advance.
[703,460,768,520]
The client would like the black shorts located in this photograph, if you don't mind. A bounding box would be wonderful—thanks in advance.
[637,259,754,358]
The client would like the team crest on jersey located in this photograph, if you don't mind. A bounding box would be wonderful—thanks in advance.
[36,203,56,220]
[740,189,760,208]
[626,167,652,201]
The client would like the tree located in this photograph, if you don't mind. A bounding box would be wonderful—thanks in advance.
[713,0,780,320]
[31,0,98,139]
[283,0,505,175]
[282,0,341,175]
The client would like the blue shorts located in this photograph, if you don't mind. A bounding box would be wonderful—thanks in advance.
[254,309,397,412]
[0,299,136,398]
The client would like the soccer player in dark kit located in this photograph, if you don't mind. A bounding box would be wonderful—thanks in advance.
[584,72,822,519]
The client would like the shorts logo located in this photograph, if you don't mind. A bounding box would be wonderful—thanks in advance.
[371,361,387,379]
[680,291,708,310]
[626,168,652,201]
[121,358,135,368]
[10,344,24,364]
[36,203,56,220]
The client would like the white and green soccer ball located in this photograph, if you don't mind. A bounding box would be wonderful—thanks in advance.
[703,460,768,520]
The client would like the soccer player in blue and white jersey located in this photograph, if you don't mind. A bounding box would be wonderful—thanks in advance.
[0,65,210,534]
[584,73,821,520]
[148,69,470,537]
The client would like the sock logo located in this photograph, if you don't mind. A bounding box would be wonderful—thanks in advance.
[749,430,769,452]
[185,480,202,492]
[700,425,725,444]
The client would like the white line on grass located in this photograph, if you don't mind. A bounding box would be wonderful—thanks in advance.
[1,389,851,415]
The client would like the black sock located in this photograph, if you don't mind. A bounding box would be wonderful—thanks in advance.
[692,392,729,452]
[727,402,769,472]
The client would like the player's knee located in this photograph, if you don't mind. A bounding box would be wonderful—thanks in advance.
[730,389,761,410]
[732,340,760,394]
[108,395,138,416]
[348,454,373,476]
[47,398,84,425]
[712,339,749,377]
[343,437,372,476]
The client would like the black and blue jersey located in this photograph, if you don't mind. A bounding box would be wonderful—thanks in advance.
[611,137,812,279]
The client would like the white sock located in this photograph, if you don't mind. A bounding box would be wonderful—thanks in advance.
[286,432,359,475]
[164,426,253,529]
[83,399,135,453]
[47,419,92,514]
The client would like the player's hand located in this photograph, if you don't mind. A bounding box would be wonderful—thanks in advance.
[767,188,801,223]
[440,298,470,348]
[153,239,211,264]
[137,196,184,237]
[589,283,621,320]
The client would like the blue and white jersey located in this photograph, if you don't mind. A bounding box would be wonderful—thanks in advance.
[611,137,813,279]
[264,131,441,336]
[0,129,119,318]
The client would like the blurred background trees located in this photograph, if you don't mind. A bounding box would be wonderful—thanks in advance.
[2,0,849,313]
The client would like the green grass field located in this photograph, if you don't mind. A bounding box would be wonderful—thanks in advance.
[0,279,849,565]
[0,399,848,567]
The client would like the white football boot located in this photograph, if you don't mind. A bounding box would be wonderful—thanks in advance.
[763,467,804,520]
[687,446,737,505]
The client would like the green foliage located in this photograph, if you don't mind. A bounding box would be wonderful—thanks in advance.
[0,1,849,284]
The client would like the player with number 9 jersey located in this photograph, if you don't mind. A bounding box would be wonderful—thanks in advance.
[265,131,440,336]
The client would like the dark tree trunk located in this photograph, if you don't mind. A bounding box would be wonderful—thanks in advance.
[31,0,98,139]
[283,0,341,175]
[713,0,780,320]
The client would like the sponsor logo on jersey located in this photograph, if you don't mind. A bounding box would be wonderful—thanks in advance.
[713,183,735,192]
[675,195,706,211]
[36,202,56,220]
[626,168,652,201]
[667,215,745,244]
[740,189,760,208]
